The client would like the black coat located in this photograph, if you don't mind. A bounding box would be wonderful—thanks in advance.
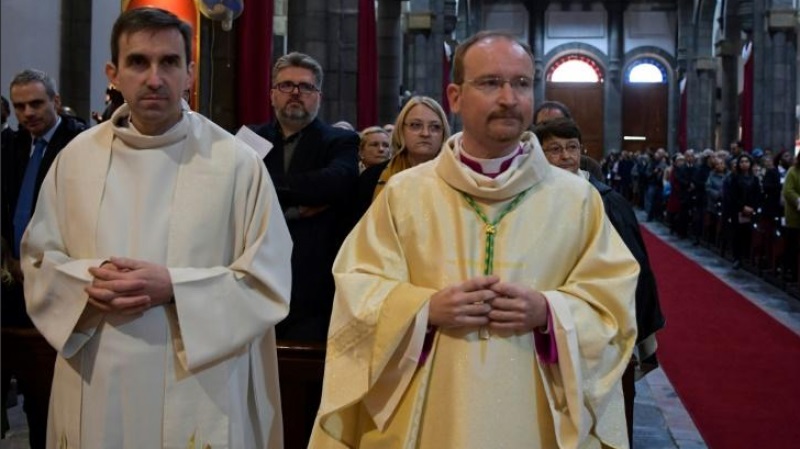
[589,177,665,344]
[722,173,762,222]
[762,168,785,219]
[1,115,86,327]
[354,158,390,223]
[252,118,359,341]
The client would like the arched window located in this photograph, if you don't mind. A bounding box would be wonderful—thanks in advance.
[626,58,667,84]
[547,55,603,83]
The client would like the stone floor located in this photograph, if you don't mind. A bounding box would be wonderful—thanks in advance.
[2,215,798,449]
[629,213,800,449]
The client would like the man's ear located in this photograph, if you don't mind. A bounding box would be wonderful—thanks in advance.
[105,62,118,87]
[446,83,461,114]
[185,61,196,92]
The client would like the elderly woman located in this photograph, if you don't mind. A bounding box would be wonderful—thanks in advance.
[358,126,391,173]
[355,96,451,217]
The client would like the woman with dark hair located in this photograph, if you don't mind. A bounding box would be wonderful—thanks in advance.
[722,153,762,268]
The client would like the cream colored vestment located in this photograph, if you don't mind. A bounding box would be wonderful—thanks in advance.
[22,105,292,449]
[309,132,638,449]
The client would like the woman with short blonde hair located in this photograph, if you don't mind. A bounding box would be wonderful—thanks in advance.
[358,126,391,173]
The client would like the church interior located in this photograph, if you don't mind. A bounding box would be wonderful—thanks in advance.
[1,1,799,448]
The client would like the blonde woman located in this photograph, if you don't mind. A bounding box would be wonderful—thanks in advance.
[358,126,391,173]
[356,96,451,216]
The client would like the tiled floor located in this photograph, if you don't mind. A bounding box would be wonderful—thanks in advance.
[2,215,798,449]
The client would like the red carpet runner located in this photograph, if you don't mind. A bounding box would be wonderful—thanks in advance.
[641,228,800,448]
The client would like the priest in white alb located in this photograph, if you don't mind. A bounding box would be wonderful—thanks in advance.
[21,8,291,449]
[309,31,638,449]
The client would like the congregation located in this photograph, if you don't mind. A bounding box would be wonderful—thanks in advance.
[2,6,800,449]
[596,143,799,296]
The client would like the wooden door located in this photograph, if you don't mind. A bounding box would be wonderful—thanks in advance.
[545,81,605,162]
[622,83,668,153]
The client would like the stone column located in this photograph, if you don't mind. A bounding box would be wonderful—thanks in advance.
[717,6,741,151]
[604,2,624,155]
[406,0,445,102]
[530,2,547,106]
[60,0,92,121]
[750,0,768,149]
[377,0,403,125]
[287,0,358,124]
[693,58,717,150]
[764,6,797,150]
[674,0,694,152]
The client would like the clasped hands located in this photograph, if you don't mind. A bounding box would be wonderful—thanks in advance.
[85,257,174,315]
[428,275,548,332]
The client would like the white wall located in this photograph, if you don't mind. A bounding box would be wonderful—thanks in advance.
[1,0,62,128]
[544,10,608,56]
[623,10,676,56]
[1,0,121,128]
[91,1,121,120]
[482,2,529,43]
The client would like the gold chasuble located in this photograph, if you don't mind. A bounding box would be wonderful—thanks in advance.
[309,132,638,449]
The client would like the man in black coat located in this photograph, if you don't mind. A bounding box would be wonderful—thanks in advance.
[1,69,86,449]
[251,52,359,343]
[533,117,665,447]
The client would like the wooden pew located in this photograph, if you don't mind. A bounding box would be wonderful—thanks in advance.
[277,341,326,449]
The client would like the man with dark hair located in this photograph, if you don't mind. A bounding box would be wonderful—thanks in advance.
[1,69,86,449]
[534,117,665,445]
[252,52,359,342]
[310,30,637,448]
[533,99,606,179]
[533,99,572,124]
[21,8,291,448]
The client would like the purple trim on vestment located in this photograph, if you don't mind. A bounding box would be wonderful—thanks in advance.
[534,302,558,364]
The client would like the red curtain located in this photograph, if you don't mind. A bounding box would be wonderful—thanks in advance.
[236,0,274,126]
[357,0,378,130]
[678,76,687,151]
[740,41,754,151]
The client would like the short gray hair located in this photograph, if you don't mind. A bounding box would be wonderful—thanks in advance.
[273,52,324,88]
[10,69,58,99]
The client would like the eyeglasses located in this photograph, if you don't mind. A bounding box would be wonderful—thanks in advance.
[463,76,533,94]
[272,81,320,95]
[543,142,582,156]
[404,121,443,134]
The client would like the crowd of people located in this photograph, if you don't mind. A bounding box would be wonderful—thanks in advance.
[1,6,797,449]
[596,144,799,287]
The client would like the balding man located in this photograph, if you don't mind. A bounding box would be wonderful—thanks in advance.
[309,31,638,449]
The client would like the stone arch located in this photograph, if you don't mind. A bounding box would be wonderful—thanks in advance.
[695,0,719,57]
[543,42,608,82]
[623,46,680,153]
[623,46,678,86]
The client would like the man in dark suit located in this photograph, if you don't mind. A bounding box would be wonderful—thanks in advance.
[1,95,12,148]
[252,52,359,343]
[250,52,358,449]
[1,69,86,449]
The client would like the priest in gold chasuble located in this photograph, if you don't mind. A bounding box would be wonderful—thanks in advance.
[309,31,638,449]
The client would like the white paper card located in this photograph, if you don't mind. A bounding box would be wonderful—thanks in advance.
[235,126,273,159]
